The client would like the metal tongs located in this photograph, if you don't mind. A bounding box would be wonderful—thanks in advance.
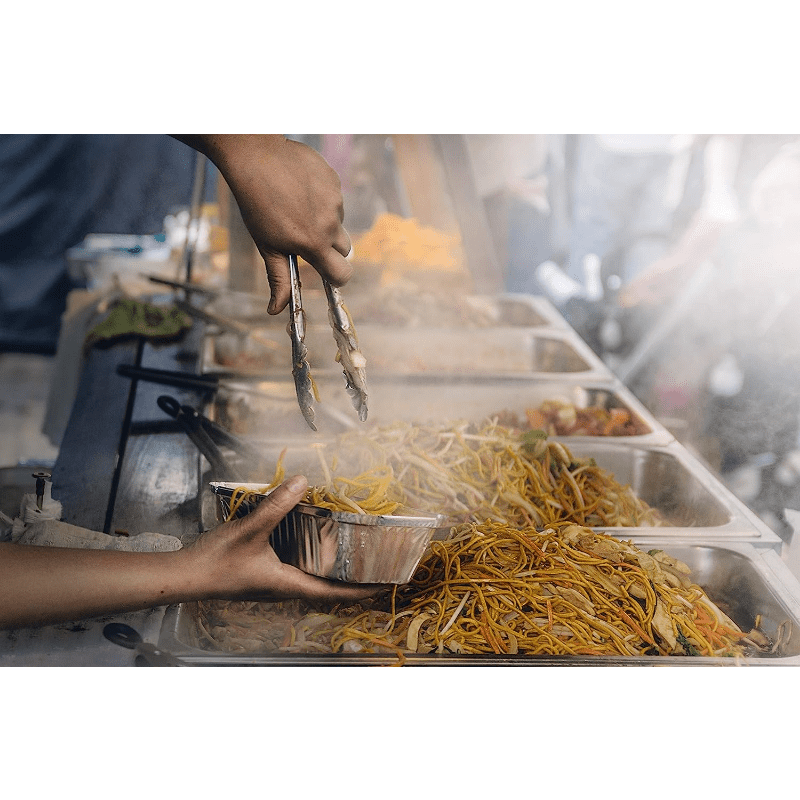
[287,254,368,431]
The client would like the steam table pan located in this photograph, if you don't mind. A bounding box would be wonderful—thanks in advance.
[155,540,800,666]
[208,375,671,444]
[346,378,669,444]
[563,440,781,546]
[204,326,609,381]
[210,482,444,584]
[206,291,570,330]
[200,438,779,546]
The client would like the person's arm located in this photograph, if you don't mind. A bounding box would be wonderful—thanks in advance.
[173,134,352,314]
[0,475,377,630]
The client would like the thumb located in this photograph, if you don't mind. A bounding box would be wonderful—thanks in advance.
[261,251,292,315]
[236,475,308,536]
[310,247,354,288]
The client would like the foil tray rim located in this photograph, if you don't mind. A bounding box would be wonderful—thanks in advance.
[209,482,445,528]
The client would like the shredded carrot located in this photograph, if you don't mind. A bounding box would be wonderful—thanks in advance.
[616,606,657,648]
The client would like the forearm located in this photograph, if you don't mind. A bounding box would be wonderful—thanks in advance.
[0,477,379,631]
[171,134,285,176]
[0,542,204,629]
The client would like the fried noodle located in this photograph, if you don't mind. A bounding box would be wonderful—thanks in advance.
[200,419,760,661]
[194,521,751,659]
[224,419,664,527]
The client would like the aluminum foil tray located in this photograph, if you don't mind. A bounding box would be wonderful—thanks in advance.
[156,541,800,666]
[210,482,444,584]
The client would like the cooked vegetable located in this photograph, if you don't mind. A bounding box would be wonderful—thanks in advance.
[498,400,650,437]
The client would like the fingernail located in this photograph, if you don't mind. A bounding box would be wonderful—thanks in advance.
[286,474,307,492]
[268,297,277,314]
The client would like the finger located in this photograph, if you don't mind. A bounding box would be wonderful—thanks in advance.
[262,251,291,314]
[309,247,354,287]
[333,226,352,259]
[236,474,308,537]
[302,578,384,604]
[336,190,345,223]
[265,564,386,604]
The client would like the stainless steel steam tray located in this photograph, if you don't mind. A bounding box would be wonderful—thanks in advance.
[155,541,800,666]
[208,375,671,444]
[206,291,572,330]
[350,378,669,444]
[197,437,777,544]
[561,440,779,542]
[202,326,609,381]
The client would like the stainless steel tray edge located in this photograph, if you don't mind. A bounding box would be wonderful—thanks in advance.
[550,439,780,546]
[530,327,612,378]
[498,292,573,330]
[653,441,782,547]
[202,326,614,383]
[759,548,800,617]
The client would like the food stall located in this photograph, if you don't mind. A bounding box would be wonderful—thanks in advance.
[3,134,800,666]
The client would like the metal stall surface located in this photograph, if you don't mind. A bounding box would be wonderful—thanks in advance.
[1,323,210,666]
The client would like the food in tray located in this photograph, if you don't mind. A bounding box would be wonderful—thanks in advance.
[191,521,782,661]
[496,399,650,437]
[220,418,666,528]
[84,298,192,351]
[351,213,463,274]
[212,331,283,371]
[193,416,790,661]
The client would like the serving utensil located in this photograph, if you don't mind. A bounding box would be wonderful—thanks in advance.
[156,395,245,482]
[324,278,369,422]
[286,254,368,431]
[103,622,188,667]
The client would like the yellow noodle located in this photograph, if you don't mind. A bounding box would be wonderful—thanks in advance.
[196,522,751,661]
[284,420,667,530]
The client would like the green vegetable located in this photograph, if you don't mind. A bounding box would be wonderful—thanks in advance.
[521,429,548,442]
[676,625,701,656]
[84,299,192,352]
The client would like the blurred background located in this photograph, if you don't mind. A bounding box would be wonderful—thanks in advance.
[4,133,800,539]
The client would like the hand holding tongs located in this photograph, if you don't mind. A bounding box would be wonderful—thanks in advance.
[287,254,368,431]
